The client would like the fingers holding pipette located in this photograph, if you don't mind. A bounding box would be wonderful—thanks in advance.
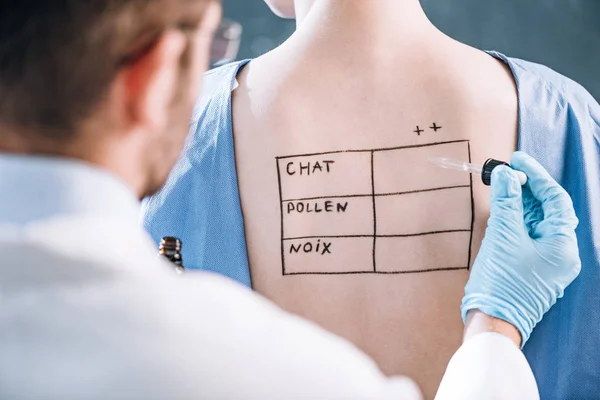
[510,152,579,236]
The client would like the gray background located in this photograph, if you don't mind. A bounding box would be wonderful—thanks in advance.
[224,0,600,100]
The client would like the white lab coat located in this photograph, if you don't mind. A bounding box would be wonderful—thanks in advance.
[0,156,539,399]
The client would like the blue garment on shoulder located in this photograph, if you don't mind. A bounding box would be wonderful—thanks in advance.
[142,52,600,399]
[142,60,252,286]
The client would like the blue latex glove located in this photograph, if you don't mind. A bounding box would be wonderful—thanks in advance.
[461,151,581,346]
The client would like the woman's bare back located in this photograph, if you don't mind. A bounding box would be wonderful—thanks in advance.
[231,37,518,398]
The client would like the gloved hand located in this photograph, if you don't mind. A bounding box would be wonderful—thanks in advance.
[461,151,581,346]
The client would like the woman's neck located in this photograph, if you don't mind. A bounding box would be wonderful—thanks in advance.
[296,0,431,30]
[291,0,440,54]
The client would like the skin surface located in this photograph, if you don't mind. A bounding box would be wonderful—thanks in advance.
[232,1,518,397]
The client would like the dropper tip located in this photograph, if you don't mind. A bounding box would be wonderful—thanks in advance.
[428,157,448,166]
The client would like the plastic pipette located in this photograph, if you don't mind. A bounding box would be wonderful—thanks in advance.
[429,157,528,186]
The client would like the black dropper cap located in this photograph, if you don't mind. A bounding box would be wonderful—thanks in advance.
[159,237,184,272]
[481,159,510,186]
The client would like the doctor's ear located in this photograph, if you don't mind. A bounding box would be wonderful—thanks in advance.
[114,29,189,136]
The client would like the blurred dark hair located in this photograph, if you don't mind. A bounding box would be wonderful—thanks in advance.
[0,0,209,141]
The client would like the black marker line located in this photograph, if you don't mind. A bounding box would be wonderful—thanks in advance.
[281,185,471,203]
[282,230,471,241]
[275,149,373,160]
[276,158,286,275]
[374,185,470,198]
[371,151,377,272]
[377,230,471,238]
[375,266,468,274]
[285,271,382,276]
[283,235,377,240]
[275,140,470,160]
[284,266,469,276]
[283,193,373,202]
[467,141,475,270]
[377,267,469,275]
[374,140,470,153]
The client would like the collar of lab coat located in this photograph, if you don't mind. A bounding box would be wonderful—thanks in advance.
[0,154,160,272]
[0,154,140,226]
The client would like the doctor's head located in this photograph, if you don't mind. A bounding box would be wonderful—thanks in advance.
[0,0,222,198]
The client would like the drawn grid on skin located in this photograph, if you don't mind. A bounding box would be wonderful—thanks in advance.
[467,141,475,270]
[277,140,474,275]
[371,150,377,272]
[276,158,285,275]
